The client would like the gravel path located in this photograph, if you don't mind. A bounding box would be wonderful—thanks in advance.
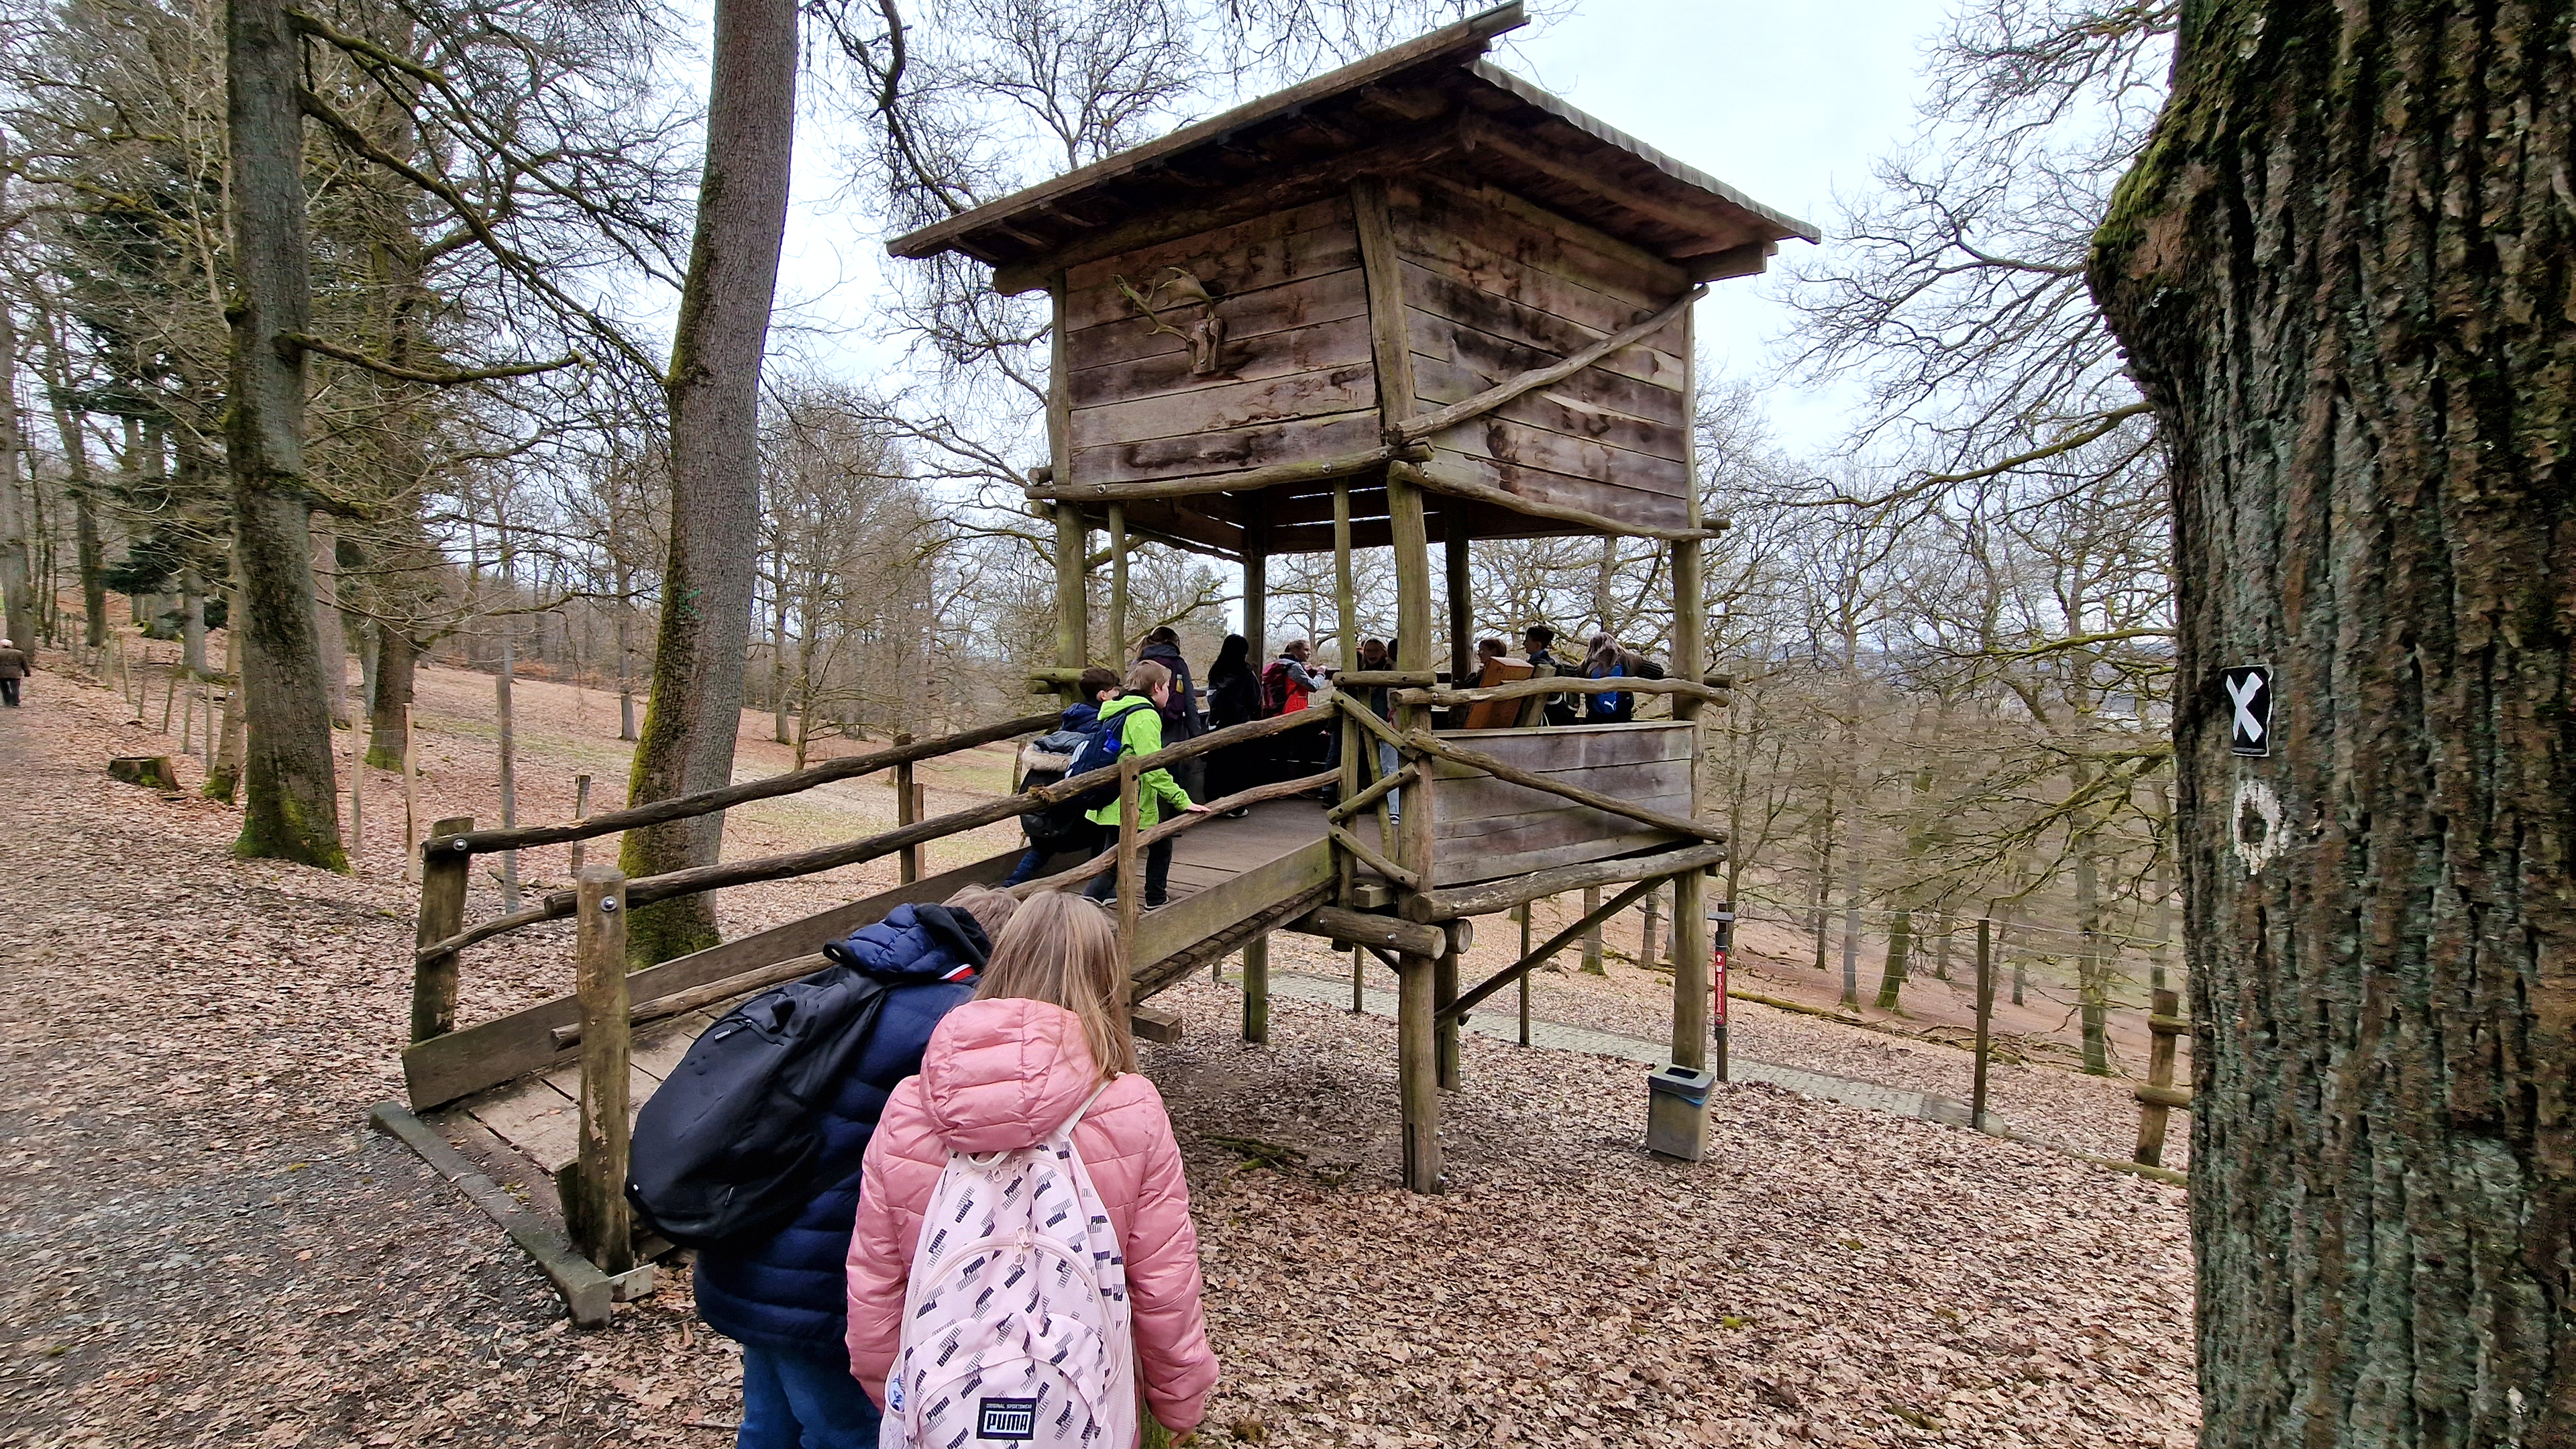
[0,661,2195,1446]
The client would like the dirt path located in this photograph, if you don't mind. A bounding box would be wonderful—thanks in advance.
[0,661,2196,1447]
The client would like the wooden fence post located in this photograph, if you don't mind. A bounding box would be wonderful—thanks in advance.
[568,773,592,873]
[402,705,423,885]
[1515,902,1532,1045]
[1582,883,1605,973]
[2135,986,2186,1167]
[410,815,475,1042]
[1434,943,1460,1091]
[1242,934,1269,1044]
[570,865,634,1273]
[894,744,920,884]
[1972,918,1995,1132]
[347,784,363,873]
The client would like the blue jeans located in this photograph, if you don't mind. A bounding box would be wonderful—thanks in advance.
[739,1343,882,1449]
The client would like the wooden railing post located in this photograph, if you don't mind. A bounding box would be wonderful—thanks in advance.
[894,735,920,884]
[401,704,423,885]
[570,865,634,1273]
[568,773,592,873]
[411,814,475,1042]
[1114,757,1140,1016]
[1241,934,1269,1044]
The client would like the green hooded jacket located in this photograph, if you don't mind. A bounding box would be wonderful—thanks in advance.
[1084,693,1195,828]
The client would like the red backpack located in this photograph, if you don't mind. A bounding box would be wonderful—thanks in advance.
[1260,659,1310,716]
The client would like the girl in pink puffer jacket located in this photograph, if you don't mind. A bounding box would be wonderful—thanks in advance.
[845,892,1220,1438]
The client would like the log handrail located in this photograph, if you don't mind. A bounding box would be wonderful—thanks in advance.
[434,711,1060,856]
[1394,676,1731,709]
[415,706,1327,963]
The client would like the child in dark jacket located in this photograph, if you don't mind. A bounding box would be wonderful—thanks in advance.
[1002,667,1120,887]
[694,885,1020,1449]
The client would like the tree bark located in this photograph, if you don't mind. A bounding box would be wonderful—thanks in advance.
[2092,3,2576,1442]
[617,0,798,963]
[222,0,343,867]
[0,284,34,657]
[367,625,414,769]
[312,516,349,727]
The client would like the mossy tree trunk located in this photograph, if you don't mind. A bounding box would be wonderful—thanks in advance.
[221,0,343,868]
[2091,1,2575,1441]
[618,0,797,963]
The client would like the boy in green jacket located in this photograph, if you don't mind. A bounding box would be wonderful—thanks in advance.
[1082,659,1210,910]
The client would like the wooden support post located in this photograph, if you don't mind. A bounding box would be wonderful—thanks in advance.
[1242,934,1269,1044]
[1434,943,1460,1090]
[894,745,921,885]
[1515,902,1532,1045]
[570,865,634,1273]
[402,704,422,884]
[1668,531,1711,1075]
[568,774,592,873]
[1445,533,1471,687]
[1643,888,1661,967]
[1398,952,1441,1192]
[2135,985,2183,1166]
[1581,884,1605,973]
[411,815,475,1042]
[1053,504,1089,704]
[1108,504,1130,665]
[1351,944,1364,1012]
[1114,757,1140,1014]
[1243,515,1268,663]
[1972,918,1995,1131]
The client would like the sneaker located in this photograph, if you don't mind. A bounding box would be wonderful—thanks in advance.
[1143,898,1169,912]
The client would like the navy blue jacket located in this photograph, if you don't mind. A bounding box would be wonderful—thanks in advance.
[692,904,985,1363]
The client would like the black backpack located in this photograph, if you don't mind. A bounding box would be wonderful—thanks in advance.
[625,961,897,1247]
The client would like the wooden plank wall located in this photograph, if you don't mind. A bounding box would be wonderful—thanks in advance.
[1063,196,1380,489]
[1391,175,1693,533]
[1427,721,1692,885]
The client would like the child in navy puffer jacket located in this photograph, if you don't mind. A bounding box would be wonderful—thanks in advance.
[694,885,1019,1449]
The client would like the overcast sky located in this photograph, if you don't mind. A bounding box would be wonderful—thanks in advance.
[765,1,1944,458]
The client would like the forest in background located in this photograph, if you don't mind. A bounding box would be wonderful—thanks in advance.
[0,0,2177,1066]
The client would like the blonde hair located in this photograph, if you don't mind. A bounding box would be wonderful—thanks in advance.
[973,892,1136,1079]
[1123,658,1170,695]
[942,884,1020,941]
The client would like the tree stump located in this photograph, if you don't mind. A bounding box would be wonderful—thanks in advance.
[108,756,180,791]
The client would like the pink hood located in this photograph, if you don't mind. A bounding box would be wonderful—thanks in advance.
[914,998,1099,1153]
[846,996,1220,1434]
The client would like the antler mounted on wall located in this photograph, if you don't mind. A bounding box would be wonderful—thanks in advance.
[1113,266,1229,376]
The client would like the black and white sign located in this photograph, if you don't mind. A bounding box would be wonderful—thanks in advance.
[2223,665,2271,757]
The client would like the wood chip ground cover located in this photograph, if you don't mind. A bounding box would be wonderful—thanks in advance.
[0,662,2195,1445]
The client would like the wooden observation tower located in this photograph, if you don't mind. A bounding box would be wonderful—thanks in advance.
[891,3,1815,1187]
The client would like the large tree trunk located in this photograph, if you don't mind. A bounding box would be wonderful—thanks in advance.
[367,625,414,769]
[0,288,35,657]
[617,0,797,963]
[223,0,344,867]
[2092,3,2575,1442]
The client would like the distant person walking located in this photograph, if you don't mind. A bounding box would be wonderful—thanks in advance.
[0,639,27,707]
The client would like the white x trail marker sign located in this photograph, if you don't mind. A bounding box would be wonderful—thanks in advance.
[2224,665,2272,757]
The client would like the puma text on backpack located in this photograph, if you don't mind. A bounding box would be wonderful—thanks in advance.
[879,1087,1134,1449]
[625,963,896,1247]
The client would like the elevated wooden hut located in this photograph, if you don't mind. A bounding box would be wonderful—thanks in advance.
[892,1,1815,1188]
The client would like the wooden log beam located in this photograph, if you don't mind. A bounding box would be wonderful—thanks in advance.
[1291,905,1446,959]
[1395,676,1730,709]
[1327,763,1413,822]
[1442,875,1662,1022]
[1024,443,1431,505]
[1391,286,1707,444]
[2134,1083,2194,1110]
[416,708,1329,962]
[444,712,1059,855]
[551,951,827,1049]
[1332,669,1440,687]
[1407,839,1729,922]
[1403,730,1726,844]
[1391,461,1717,543]
[1008,770,1336,896]
[1326,821,1424,893]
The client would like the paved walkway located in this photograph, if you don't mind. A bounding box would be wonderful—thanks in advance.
[1264,969,1978,1128]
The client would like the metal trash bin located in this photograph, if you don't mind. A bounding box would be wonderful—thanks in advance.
[1645,1063,1716,1161]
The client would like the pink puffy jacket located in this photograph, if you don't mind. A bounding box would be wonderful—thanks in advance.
[845,998,1220,1432]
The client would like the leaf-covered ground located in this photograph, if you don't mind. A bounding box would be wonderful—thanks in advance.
[0,662,2193,1446]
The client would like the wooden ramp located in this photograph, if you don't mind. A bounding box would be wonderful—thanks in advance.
[398,798,1340,1283]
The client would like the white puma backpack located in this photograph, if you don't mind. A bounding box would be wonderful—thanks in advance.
[880,1087,1136,1449]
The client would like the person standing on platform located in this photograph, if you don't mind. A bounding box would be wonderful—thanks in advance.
[1203,633,1261,814]
[1522,625,1578,726]
[1136,626,1205,801]
[1081,659,1210,911]
[1582,632,1637,724]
